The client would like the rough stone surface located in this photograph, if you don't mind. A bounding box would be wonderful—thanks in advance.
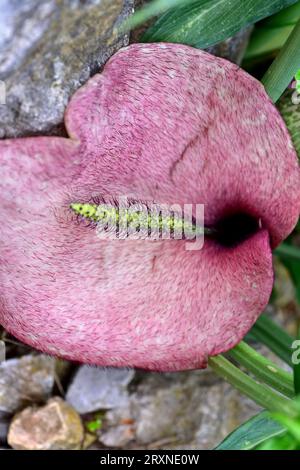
[91,370,261,449]
[66,367,135,414]
[100,424,135,448]
[0,0,134,138]
[7,397,84,450]
[206,27,253,65]
[131,370,261,448]
[98,404,135,448]
[0,354,55,413]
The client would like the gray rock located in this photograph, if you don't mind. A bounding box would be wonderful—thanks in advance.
[0,0,134,138]
[98,405,135,448]
[100,424,135,448]
[0,354,55,413]
[89,369,260,449]
[129,370,260,449]
[66,366,135,414]
[207,27,253,65]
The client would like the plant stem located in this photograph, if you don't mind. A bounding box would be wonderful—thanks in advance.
[248,314,294,367]
[208,355,297,416]
[228,341,294,398]
[262,18,300,102]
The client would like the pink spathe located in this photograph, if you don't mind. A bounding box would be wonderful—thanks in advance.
[0,44,299,371]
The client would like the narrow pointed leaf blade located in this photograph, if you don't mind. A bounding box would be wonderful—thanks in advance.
[215,411,285,450]
[142,0,299,48]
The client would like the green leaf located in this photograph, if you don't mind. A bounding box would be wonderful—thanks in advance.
[215,411,285,450]
[272,411,300,440]
[248,314,294,367]
[245,25,293,60]
[245,1,300,59]
[257,402,300,449]
[275,243,300,303]
[276,243,300,262]
[295,366,300,395]
[123,0,189,31]
[85,417,102,433]
[261,18,300,102]
[262,0,300,27]
[141,0,299,48]
[257,432,299,449]
[294,330,300,395]
[208,355,296,416]
[294,361,300,395]
[227,341,294,398]
[278,91,300,157]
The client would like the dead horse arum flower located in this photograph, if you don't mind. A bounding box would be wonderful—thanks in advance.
[0,43,299,371]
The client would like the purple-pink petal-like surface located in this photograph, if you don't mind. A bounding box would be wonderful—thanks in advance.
[0,44,299,371]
